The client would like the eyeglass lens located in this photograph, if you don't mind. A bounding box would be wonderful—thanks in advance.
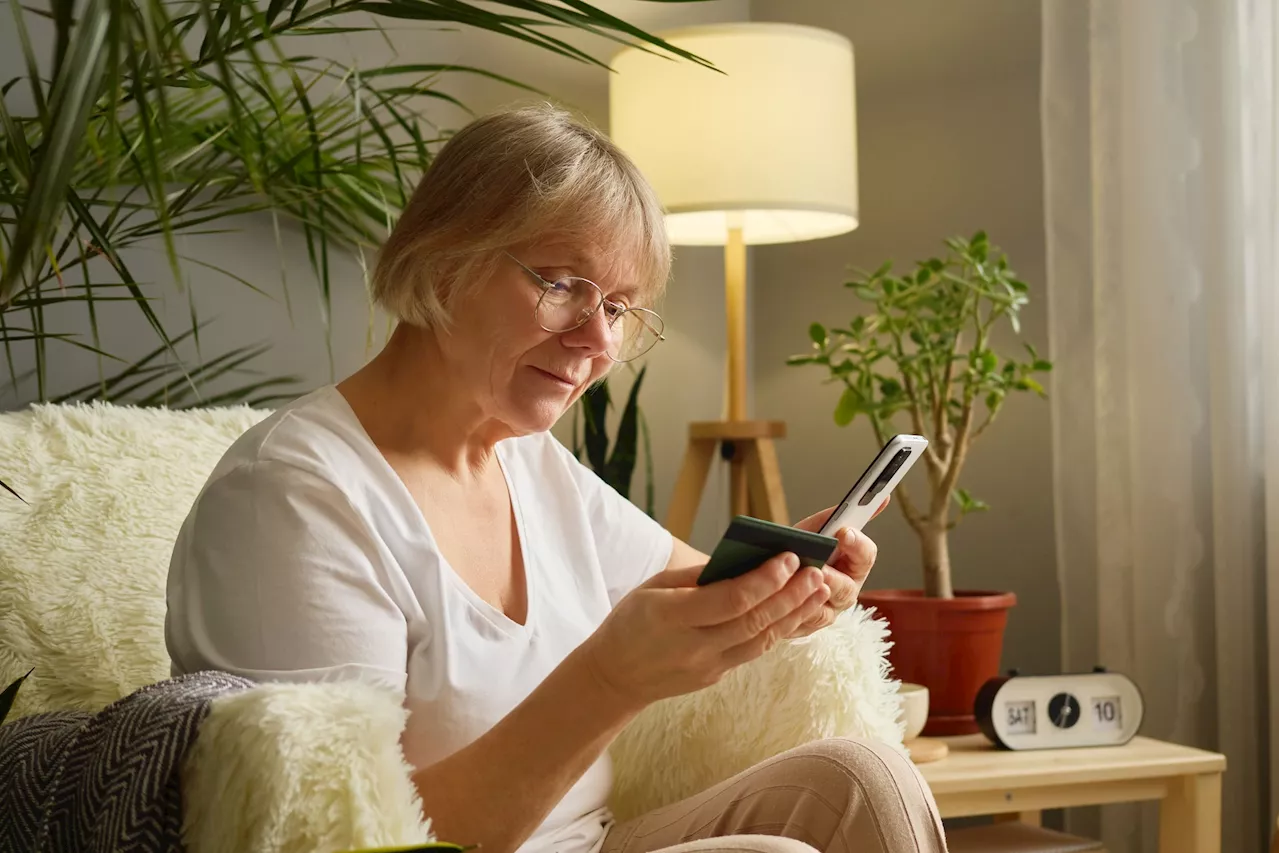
[536,277,663,362]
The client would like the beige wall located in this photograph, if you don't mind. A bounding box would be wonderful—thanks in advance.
[750,0,1058,676]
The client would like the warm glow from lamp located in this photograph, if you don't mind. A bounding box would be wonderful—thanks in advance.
[609,23,858,534]
[609,23,858,247]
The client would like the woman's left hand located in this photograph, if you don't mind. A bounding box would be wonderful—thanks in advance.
[786,500,888,638]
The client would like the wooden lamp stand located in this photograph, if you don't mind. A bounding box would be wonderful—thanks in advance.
[664,227,790,541]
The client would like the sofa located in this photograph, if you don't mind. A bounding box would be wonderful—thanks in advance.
[0,401,904,853]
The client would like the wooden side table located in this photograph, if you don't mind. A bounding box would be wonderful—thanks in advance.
[916,735,1227,853]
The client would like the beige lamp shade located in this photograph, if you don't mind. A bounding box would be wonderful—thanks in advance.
[609,22,858,246]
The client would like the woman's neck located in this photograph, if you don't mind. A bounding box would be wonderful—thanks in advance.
[337,324,513,483]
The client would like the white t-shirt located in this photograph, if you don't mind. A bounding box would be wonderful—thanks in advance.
[165,386,674,853]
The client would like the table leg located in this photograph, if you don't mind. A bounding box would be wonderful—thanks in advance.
[1159,772,1221,853]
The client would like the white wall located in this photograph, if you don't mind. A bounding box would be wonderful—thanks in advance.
[750,0,1059,677]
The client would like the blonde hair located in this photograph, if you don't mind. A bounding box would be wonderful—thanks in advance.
[371,103,671,331]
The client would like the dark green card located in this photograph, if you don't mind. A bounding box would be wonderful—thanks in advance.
[696,515,838,586]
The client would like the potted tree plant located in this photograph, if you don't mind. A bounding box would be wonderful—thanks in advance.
[788,231,1051,735]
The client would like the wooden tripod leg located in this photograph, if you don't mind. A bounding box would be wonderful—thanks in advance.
[665,437,717,541]
[745,437,789,524]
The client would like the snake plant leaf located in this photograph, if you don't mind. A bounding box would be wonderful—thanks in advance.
[582,378,611,476]
[604,365,646,499]
[0,669,34,727]
[0,478,26,504]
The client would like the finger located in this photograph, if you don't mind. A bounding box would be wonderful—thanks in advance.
[789,602,837,639]
[710,566,825,647]
[676,553,800,627]
[789,577,837,637]
[721,586,829,666]
[792,506,836,533]
[828,527,878,582]
[822,567,858,610]
[872,496,891,519]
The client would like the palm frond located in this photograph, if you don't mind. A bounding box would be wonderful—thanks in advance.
[1,0,713,402]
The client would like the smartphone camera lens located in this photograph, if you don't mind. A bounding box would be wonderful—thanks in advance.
[857,448,912,506]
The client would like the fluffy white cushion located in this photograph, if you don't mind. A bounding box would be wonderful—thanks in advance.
[608,605,903,821]
[183,682,432,853]
[0,402,269,717]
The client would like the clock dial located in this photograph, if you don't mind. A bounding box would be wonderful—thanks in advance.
[1048,692,1081,729]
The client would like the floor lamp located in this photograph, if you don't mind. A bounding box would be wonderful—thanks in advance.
[610,23,859,539]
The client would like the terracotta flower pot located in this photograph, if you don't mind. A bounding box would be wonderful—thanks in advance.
[859,589,1017,736]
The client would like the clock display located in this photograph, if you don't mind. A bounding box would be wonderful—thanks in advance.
[1004,700,1036,734]
[1048,692,1082,729]
[1092,695,1122,730]
[976,671,1143,750]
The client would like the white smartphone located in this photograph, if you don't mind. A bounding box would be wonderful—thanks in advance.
[818,434,929,536]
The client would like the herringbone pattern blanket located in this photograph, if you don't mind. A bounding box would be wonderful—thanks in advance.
[0,671,255,853]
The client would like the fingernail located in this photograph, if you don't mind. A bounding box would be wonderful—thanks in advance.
[785,553,800,572]
[842,529,858,545]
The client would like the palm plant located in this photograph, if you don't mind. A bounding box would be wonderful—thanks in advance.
[0,0,709,406]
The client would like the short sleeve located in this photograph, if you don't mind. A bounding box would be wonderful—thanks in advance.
[165,460,409,693]
[549,437,674,606]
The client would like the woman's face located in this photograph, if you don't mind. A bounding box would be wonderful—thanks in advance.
[440,240,642,436]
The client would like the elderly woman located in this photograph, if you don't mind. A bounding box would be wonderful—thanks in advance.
[165,104,946,853]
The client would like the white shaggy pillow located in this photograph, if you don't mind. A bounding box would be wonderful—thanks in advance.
[608,605,903,822]
[0,403,270,717]
[182,681,432,853]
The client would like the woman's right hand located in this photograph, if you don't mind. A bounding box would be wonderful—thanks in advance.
[579,554,829,711]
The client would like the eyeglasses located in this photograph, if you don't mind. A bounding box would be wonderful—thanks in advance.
[506,253,665,363]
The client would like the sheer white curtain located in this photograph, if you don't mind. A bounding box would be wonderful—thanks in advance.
[1042,1,1278,852]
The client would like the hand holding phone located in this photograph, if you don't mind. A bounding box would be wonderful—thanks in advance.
[694,435,925,588]
[696,516,838,586]
[818,435,927,536]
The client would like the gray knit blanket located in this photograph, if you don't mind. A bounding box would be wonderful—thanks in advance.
[0,670,256,853]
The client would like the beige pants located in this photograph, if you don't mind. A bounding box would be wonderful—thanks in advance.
[602,738,948,853]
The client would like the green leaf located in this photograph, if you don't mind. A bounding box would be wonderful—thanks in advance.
[979,350,998,373]
[985,390,1004,411]
[1016,376,1048,397]
[808,322,827,347]
[0,478,26,504]
[1009,279,1029,293]
[953,488,990,515]
[603,366,646,498]
[581,379,611,475]
[878,377,903,398]
[0,668,33,727]
[786,354,817,366]
[1032,359,1053,372]
[834,386,861,427]
[1,0,113,302]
